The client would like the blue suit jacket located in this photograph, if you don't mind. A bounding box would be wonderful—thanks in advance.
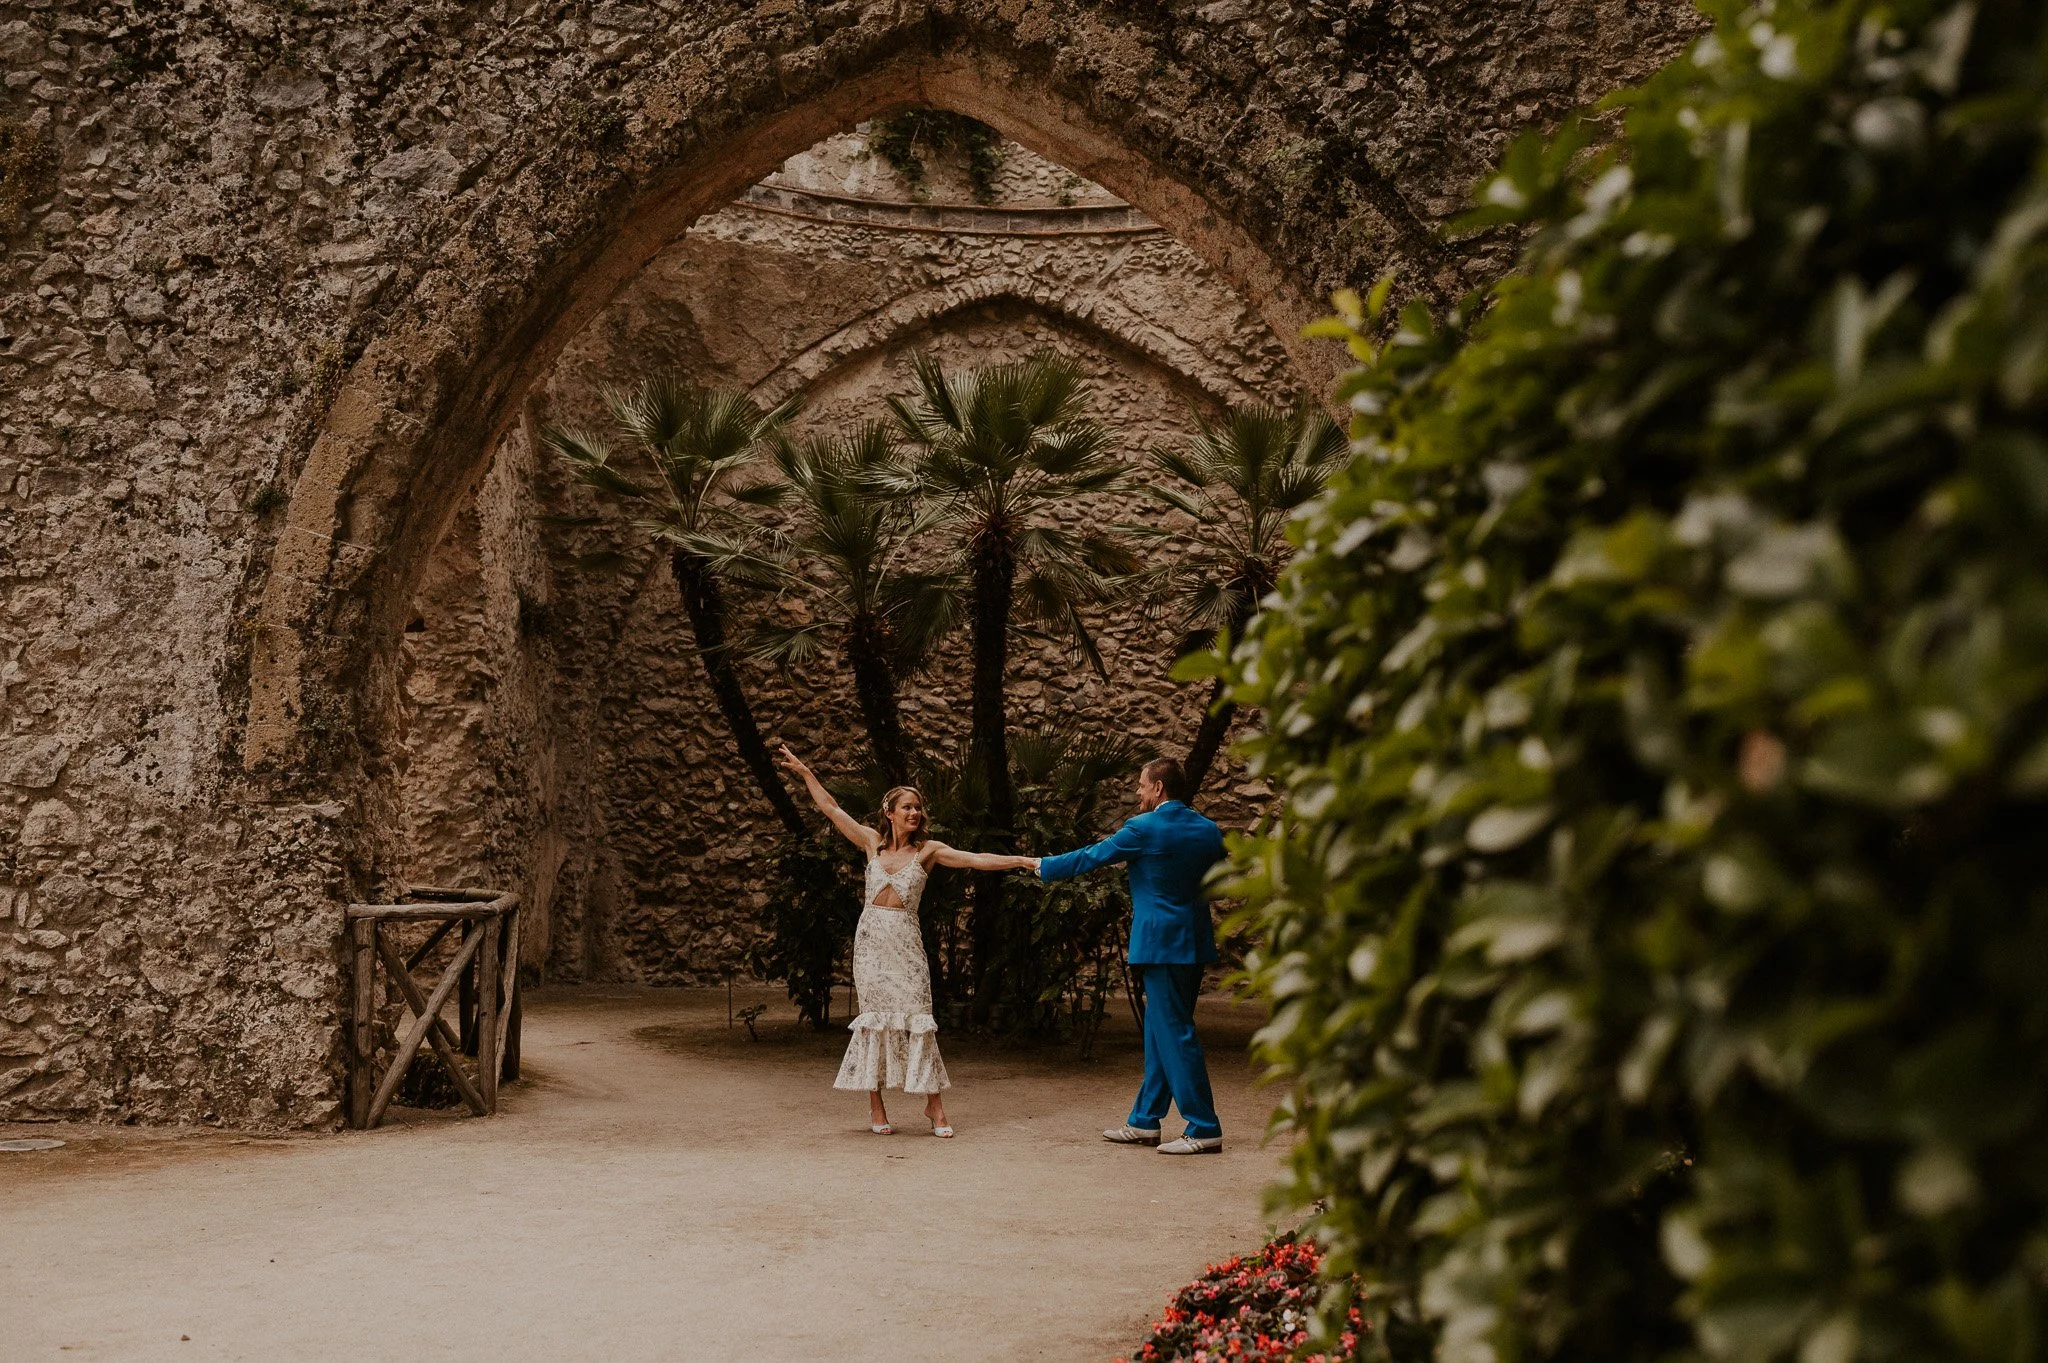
[1038,801,1225,965]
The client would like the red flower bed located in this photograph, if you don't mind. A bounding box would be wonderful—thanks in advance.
[1119,1234,1364,1362]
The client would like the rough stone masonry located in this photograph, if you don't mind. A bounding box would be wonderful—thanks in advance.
[0,0,1697,1129]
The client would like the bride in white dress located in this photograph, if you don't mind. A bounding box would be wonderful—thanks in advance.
[776,745,1039,1137]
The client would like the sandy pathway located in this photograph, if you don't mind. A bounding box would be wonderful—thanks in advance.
[3,986,1282,1362]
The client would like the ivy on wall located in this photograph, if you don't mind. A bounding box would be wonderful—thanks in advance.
[867,110,1007,204]
[1215,0,2048,1357]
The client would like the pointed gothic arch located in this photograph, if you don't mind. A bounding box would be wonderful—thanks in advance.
[245,42,1339,791]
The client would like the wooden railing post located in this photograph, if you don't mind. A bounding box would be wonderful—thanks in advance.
[503,987,522,1083]
[350,918,376,1130]
[459,921,478,1056]
[494,903,521,1085]
[477,912,501,1112]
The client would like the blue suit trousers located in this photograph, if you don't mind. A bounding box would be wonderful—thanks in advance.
[1129,964,1221,1139]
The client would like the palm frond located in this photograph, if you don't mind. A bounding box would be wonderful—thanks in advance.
[1132,398,1353,649]
[886,392,940,450]
[728,478,791,509]
[645,521,775,570]
[541,423,622,476]
[1171,577,1248,640]
[748,620,830,670]
[761,393,805,429]
[881,572,965,672]
[603,374,689,453]
[1264,463,1332,514]
[1011,523,1085,568]
[691,388,780,465]
[1149,443,1214,491]
[1122,519,1191,544]
[1011,722,1146,799]
[1123,560,1184,612]
[1138,482,1216,522]
[842,419,900,470]
[1291,402,1349,469]
[1008,726,1071,785]
[1060,598,1109,678]
[566,458,658,502]
[1029,422,1116,475]
[1077,531,1143,579]
[902,351,964,436]
[1050,727,1148,795]
[1014,568,1110,677]
[907,739,984,838]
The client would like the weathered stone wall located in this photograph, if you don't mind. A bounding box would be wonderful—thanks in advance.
[395,131,1294,986]
[0,0,1698,1128]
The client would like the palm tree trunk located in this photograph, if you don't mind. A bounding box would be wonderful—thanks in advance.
[1183,678,1237,797]
[845,611,911,785]
[670,549,806,837]
[969,529,1018,837]
[1183,599,1260,799]
[967,525,1016,1021]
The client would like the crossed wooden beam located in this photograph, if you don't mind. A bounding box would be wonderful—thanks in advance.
[346,888,522,1130]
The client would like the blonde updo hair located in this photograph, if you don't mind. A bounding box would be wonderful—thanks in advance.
[875,785,929,851]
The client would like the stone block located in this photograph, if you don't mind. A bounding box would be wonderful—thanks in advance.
[85,370,155,411]
[18,801,81,848]
[0,736,72,788]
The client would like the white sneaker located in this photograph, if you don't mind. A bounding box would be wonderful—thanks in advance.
[1157,1134,1223,1155]
[1103,1124,1162,1146]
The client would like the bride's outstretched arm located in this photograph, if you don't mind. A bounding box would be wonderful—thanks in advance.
[926,842,1040,873]
[775,745,878,853]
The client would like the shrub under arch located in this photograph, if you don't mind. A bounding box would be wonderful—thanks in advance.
[1220,0,2048,1357]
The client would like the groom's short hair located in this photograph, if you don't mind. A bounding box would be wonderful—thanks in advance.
[1141,757,1191,803]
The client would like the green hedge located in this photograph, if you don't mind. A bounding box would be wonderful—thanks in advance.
[1220,0,2048,1357]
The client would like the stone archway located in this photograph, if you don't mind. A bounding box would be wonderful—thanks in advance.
[0,0,1700,1129]
[245,46,1328,793]
[745,272,1273,411]
[241,0,1700,811]
[389,97,1310,986]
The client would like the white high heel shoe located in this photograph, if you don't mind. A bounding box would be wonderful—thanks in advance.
[870,1122,893,1135]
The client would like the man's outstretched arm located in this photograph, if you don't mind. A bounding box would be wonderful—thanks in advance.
[1038,818,1146,883]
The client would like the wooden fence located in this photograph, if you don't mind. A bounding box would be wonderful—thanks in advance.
[346,887,522,1130]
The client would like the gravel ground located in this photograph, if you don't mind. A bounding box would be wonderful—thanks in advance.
[3,985,1281,1362]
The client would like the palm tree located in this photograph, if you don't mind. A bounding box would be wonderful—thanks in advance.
[888,352,1135,842]
[1135,400,1348,793]
[747,422,956,785]
[889,352,1136,1013]
[543,377,808,837]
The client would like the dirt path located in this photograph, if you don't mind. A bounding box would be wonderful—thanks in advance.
[3,987,1284,1361]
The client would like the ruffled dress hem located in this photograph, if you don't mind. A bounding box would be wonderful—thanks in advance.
[833,1011,951,1094]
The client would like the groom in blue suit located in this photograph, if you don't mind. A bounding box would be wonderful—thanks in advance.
[1035,757,1227,1155]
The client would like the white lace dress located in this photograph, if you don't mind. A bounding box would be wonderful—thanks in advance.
[834,852,951,1095]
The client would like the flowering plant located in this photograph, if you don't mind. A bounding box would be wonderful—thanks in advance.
[1120,1234,1364,1363]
